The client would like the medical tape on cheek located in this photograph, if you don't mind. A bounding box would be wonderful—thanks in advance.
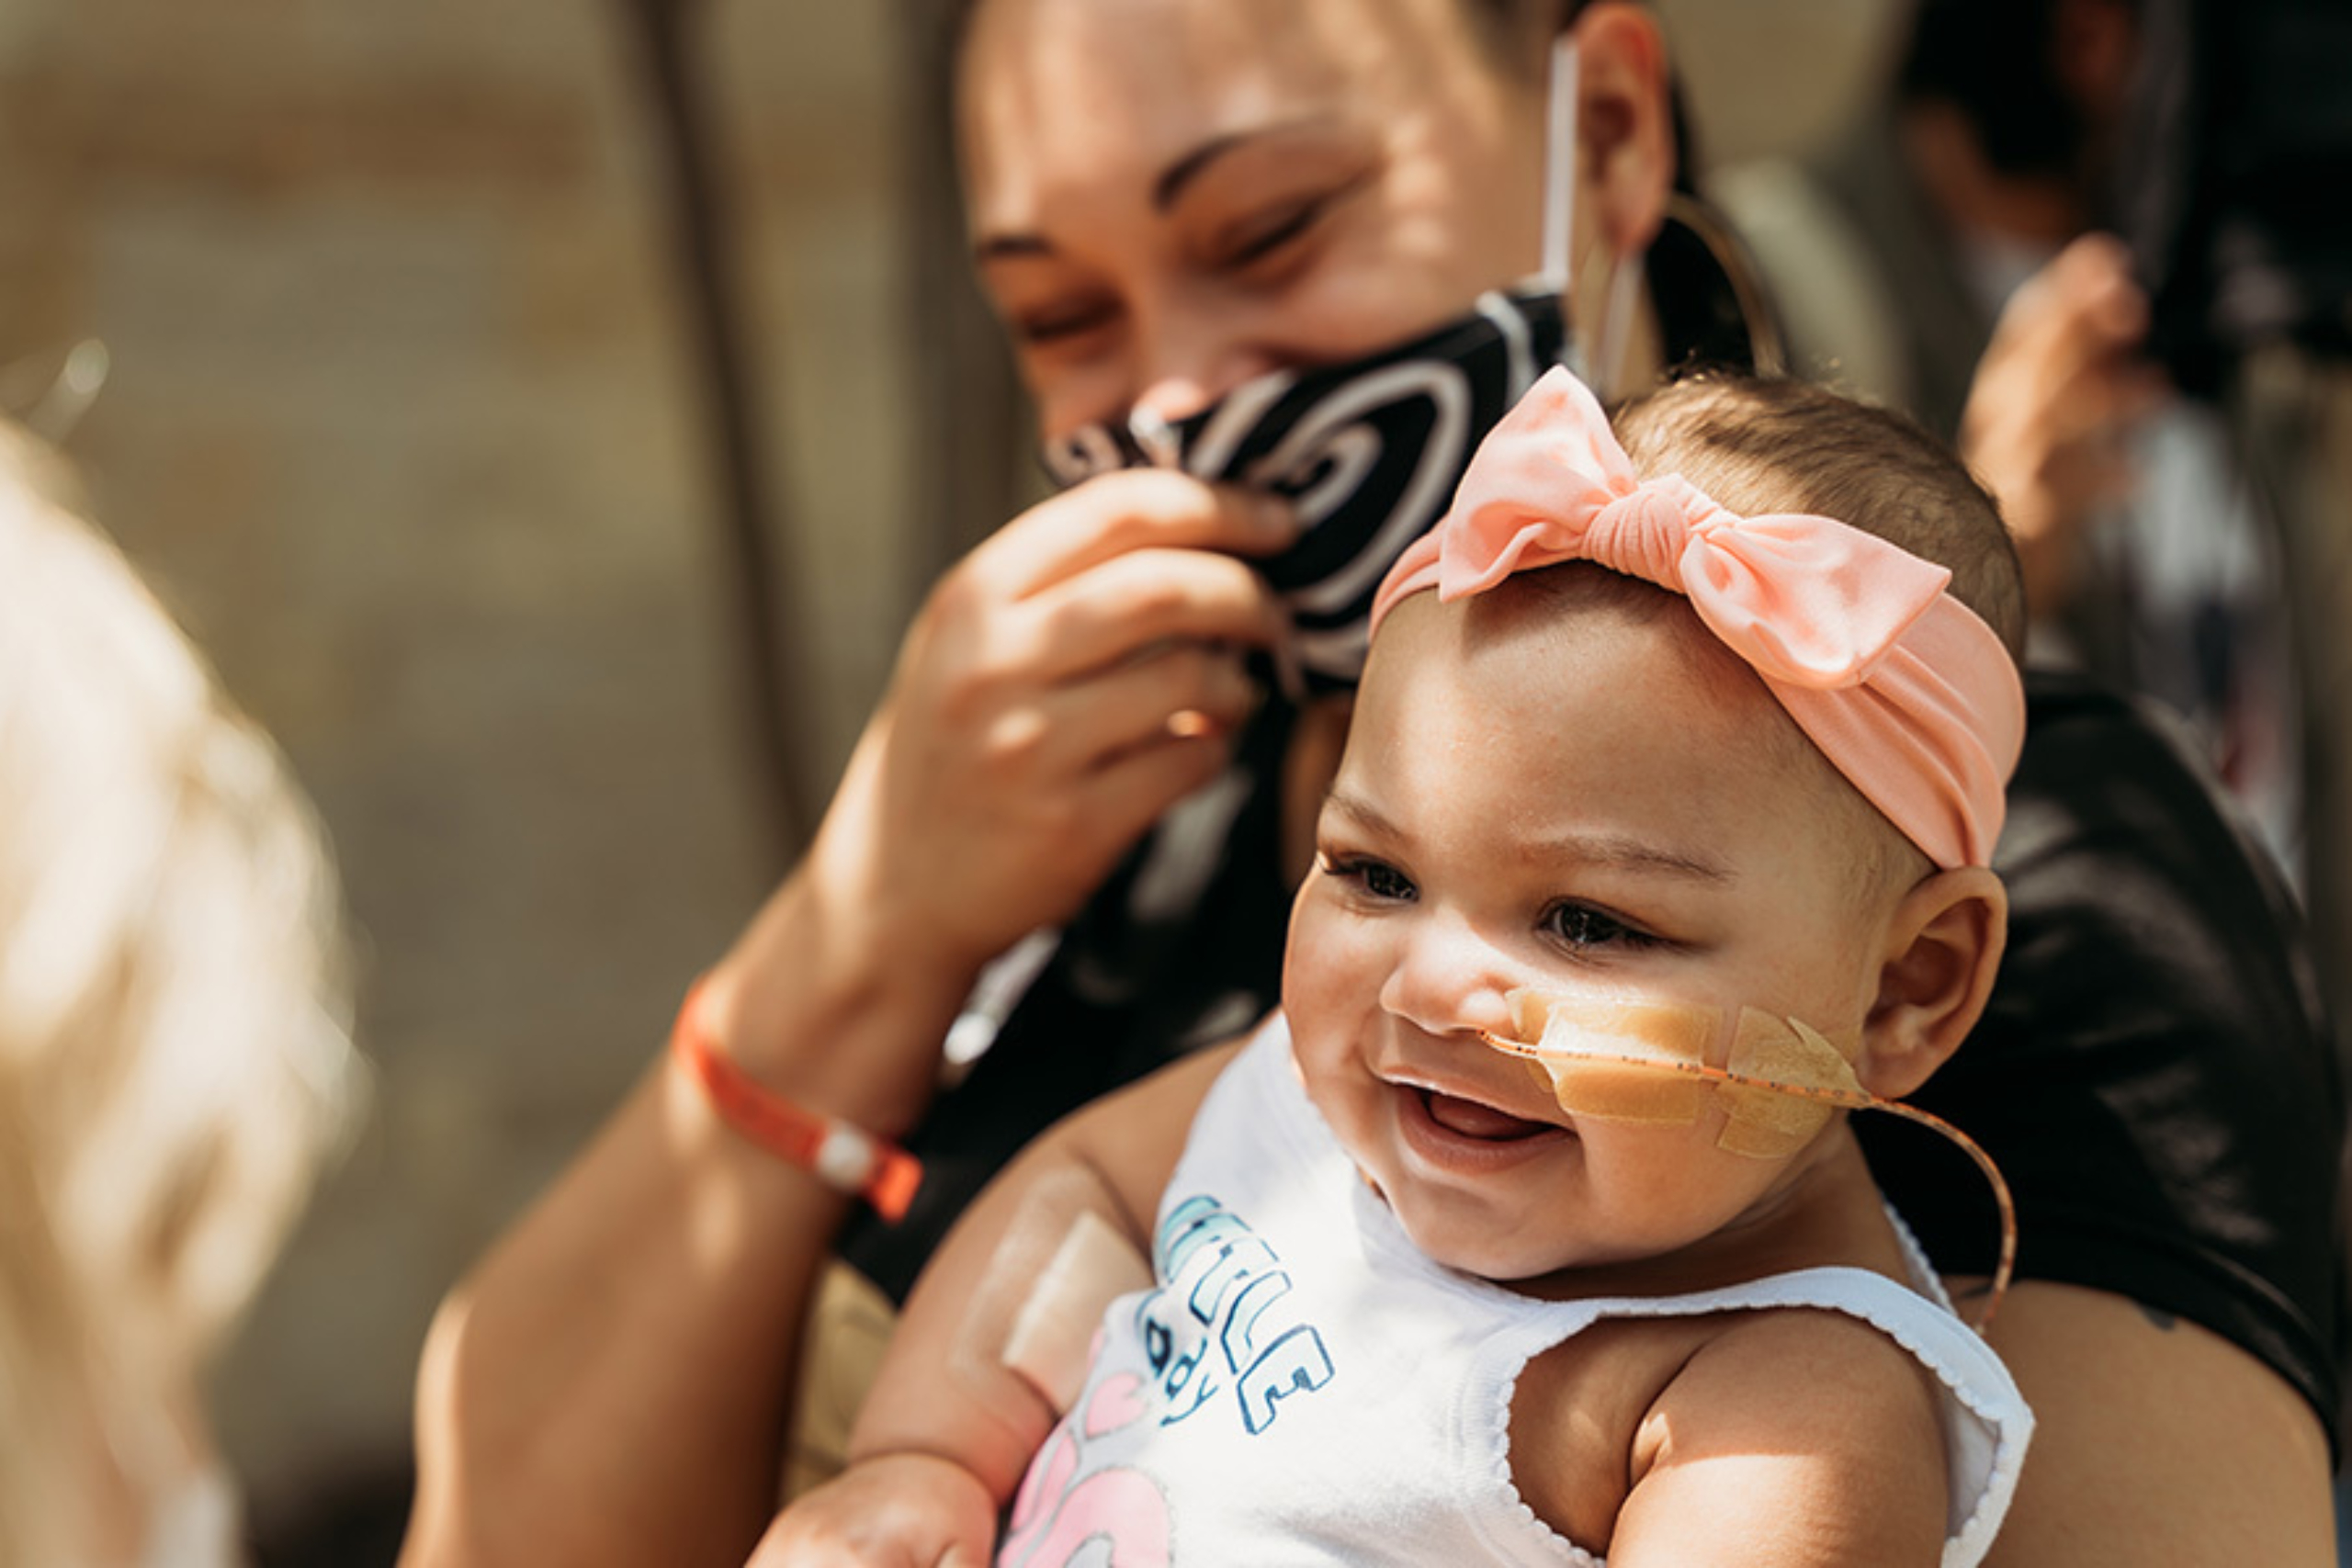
[1713,1009,1866,1160]
[1502,989,1719,1126]
[1488,987,2019,1329]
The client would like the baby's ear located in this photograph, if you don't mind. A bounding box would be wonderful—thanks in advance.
[1856,867,2007,1100]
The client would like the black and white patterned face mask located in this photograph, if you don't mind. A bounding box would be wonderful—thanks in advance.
[1041,282,1569,690]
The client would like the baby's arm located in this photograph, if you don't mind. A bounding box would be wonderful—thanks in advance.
[1575,1310,1952,1568]
[755,1041,1238,1564]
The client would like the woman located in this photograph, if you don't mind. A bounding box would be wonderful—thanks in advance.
[403,4,2341,1565]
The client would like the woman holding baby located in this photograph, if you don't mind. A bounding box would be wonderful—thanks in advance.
[402,4,2342,1564]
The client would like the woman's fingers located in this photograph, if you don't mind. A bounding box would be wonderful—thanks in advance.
[968,468,1297,600]
[1988,233,2146,378]
[945,644,1257,825]
[867,644,1254,945]
[1031,640,1262,773]
[1962,230,2172,586]
[1017,546,1286,683]
[808,473,1296,967]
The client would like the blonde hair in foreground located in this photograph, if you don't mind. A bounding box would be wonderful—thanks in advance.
[0,421,359,1567]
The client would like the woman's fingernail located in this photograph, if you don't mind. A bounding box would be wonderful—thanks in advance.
[1166,708,1217,739]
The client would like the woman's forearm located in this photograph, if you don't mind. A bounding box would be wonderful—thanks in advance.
[399,471,1292,1568]
[401,866,978,1568]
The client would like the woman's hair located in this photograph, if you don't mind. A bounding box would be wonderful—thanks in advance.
[0,422,359,1565]
[1897,0,2139,185]
[949,0,1590,83]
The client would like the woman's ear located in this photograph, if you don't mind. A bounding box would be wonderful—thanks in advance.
[1858,867,2008,1100]
[1570,2,1675,259]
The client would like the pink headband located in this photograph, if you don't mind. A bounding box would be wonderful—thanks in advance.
[1368,368,2025,869]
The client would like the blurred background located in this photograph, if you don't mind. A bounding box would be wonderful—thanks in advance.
[0,0,2324,1562]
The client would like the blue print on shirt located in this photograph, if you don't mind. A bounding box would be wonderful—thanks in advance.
[1136,1193,1335,1435]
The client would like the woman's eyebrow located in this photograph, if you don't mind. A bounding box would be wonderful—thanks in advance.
[1152,116,1339,211]
[974,117,1346,261]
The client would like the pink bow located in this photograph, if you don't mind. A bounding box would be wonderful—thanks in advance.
[1370,367,2026,869]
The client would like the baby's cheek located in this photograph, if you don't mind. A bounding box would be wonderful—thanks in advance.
[1280,895,1369,1022]
[1287,1021,1372,1138]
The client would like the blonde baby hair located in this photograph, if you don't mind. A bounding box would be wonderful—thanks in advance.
[0,421,360,1566]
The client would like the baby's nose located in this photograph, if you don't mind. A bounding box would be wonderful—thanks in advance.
[1377,915,1519,1042]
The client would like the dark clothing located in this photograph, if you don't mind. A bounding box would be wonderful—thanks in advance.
[1868,671,2343,1449]
[840,670,2346,1452]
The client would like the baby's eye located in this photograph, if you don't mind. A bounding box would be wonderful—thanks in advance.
[1322,855,1417,903]
[1541,902,1656,952]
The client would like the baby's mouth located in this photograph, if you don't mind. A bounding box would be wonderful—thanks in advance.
[1420,1088,1557,1142]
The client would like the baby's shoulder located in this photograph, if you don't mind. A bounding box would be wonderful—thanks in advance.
[1655,1303,1950,1430]
[1510,1300,1949,1555]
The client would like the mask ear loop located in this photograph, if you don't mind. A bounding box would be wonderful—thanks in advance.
[1540,34,1579,290]
[1482,1032,2019,1332]
[1591,249,1644,402]
[1541,31,1642,401]
[1542,31,1604,389]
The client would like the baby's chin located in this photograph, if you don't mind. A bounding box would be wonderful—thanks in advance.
[1383,1192,1589,1285]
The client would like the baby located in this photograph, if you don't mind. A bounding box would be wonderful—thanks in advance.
[770,369,2033,1566]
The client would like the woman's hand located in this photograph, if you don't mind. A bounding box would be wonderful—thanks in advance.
[701,468,1295,1132]
[838,468,1295,966]
[749,1453,999,1568]
[1958,232,2169,618]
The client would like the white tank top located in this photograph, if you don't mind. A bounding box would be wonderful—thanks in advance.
[996,1013,2032,1567]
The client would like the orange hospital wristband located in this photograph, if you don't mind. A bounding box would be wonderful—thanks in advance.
[669,978,923,1222]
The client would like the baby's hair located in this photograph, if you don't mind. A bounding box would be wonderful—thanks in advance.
[1611,373,2028,660]
[0,421,359,1564]
[1472,374,2023,898]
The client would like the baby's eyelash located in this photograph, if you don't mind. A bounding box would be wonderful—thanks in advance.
[1542,901,1662,951]
[1319,854,1416,902]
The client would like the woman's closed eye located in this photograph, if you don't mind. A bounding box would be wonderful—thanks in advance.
[1212,193,1336,269]
[1009,293,1120,350]
[1204,169,1373,275]
[1541,901,1659,953]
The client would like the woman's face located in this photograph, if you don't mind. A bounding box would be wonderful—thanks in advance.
[956,0,1553,439]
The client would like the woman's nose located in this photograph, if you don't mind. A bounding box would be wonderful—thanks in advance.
[1126,301,1282,425]
[1377,912,1518,1042]
[1129,372,1218,426]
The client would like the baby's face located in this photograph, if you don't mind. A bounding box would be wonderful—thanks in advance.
[1283,589,1906,1285]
